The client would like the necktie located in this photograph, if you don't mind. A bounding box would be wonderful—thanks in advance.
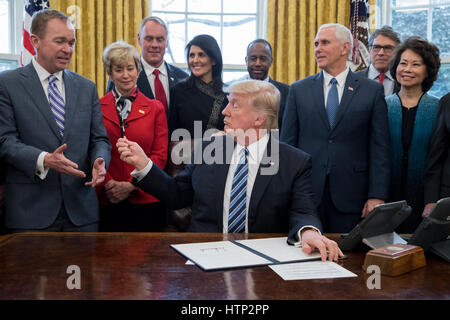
[48,75,65,135]
[152,69,168,114]
[378,73,386,84]
[326,78,339,128]
[228,147,249,233]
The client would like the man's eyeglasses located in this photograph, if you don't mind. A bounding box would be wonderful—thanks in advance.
[370,45,395,53]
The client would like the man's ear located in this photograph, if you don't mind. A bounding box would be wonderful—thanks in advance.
[30,34,39,50]
[254,114,267,128]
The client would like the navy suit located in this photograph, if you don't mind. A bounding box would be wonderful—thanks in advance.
[107,61,188,103]
[0,63,111,229]
[135,134,322,240]
[268,78,290,130]
[281,70,391,232]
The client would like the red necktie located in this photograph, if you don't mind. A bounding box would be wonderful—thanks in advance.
[378,74,386,84]
[152,69,168,114]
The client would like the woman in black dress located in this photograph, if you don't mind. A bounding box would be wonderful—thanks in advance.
[169,34,227,139]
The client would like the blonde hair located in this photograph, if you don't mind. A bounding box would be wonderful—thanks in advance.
[102,40,141,75]
[228,80,280,130]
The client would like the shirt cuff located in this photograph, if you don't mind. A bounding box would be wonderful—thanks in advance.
[293,226,322,247]
[36,151,50,180]
[130,159,153,182]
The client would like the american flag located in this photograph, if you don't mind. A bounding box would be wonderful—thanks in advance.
[21,0,50,66]
[349,0,370,71]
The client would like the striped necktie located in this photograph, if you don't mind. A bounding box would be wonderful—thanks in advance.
[228,147,249,233]
[48,75,65,135]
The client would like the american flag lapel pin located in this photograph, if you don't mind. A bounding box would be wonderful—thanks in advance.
[348,86,354,91]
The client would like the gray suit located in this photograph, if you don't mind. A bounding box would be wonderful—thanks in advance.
[0,63,111,229]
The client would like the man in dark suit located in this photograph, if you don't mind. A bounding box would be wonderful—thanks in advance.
[281,23,391,233]
[424,92,450,216]
[0,10,111,232]
[244,39,290,130]
[355,25,401,96]
[117,80,343,261]
[107,16,188,112]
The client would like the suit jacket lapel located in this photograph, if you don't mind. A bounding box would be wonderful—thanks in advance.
[166,62,176,89]
[62,70,79,141]
[313,72,331,130]
[137,64,154,99]
[332,71,359,130]
[20,64,62,140]
[249,134,277,222]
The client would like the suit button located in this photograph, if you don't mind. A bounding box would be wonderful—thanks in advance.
[328,140,334,143]
[124,123,129,128]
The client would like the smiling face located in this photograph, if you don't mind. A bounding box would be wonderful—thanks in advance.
[30,18,75,74]
[396,49,427,90]
[109,58,138,96]
[188,45,215,83]
[246,42,272,80]
[138,20,168,68]
[314,27,349,76]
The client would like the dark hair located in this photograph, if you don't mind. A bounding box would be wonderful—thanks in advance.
[389,36,441,92]
[247,39,273,57]
[368,25,401,47]
[31,9,72,38]
[186,34,223,93]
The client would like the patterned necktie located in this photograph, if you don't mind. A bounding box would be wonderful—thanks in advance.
[48,75,65,135]
[326,78,339,128]
[378,73,386,84]
[152,69,168,114]
[228,147,249,233]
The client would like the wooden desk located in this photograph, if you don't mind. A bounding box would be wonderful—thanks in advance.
[0,232,448,300]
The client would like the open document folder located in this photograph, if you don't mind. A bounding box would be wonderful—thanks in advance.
[170,237,321,271]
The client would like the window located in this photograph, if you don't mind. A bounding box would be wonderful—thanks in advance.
[379,0,450,97]
[0,0,23,71]
[149,0,267,83]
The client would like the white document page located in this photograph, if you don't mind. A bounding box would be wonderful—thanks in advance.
[171,240,272,270]
[269,261,358,280]
[235,237,321,262]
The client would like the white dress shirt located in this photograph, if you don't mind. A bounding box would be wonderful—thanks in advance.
[32,58,65,180]
[323,67,349,108]
[368,63,395,97]
[141,58,170,106]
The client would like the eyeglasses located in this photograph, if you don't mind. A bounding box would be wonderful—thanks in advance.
[370,45,395,53]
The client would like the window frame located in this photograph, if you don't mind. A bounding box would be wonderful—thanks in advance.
[0,0,23,65]
[149,0,267,73]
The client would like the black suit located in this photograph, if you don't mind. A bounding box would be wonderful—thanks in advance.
[269,78,290,130]
[281,70,391,232]
[135,134,322,241]
[425,93,450,203]
[106,61,188,104]
[355,66,400,95]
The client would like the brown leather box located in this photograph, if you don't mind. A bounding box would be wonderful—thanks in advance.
[362,244,426,276]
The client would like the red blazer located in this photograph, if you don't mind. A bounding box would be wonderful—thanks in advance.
[97,91,168,205]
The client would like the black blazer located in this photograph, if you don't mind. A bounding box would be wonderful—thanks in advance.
[281,71,391,216]
[425,93,450,203]
[106,61,188,101]
[269,78,290,130]
[355,66,400,95]
[136,134,322,240]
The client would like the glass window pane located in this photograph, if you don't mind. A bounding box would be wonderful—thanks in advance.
[223,0,257,13]
[187,0,220,13]
[187,14,221,47]
[432,5,450,56]
[156,13,186,63]
[222,15,256,65]
[392,0,430,7]
[151,0,185,12]
[392,9,428,40]
[223,70,247,84]
[0,0,10,54]
[428,63,450,98]
[0,58,18,71]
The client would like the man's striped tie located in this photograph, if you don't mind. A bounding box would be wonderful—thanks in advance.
[228,147,249,233]
[48,75,65,135]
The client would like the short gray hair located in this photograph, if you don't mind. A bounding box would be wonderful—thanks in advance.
[318,23,353,60]
[102,40,141,75]
[139,16,168,37]
[228,80,280,130]
[368,25,401,47]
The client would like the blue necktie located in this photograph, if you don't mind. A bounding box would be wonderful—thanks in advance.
[228,147,249,233]
[48,75,65,135]
[326,78,339,128]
